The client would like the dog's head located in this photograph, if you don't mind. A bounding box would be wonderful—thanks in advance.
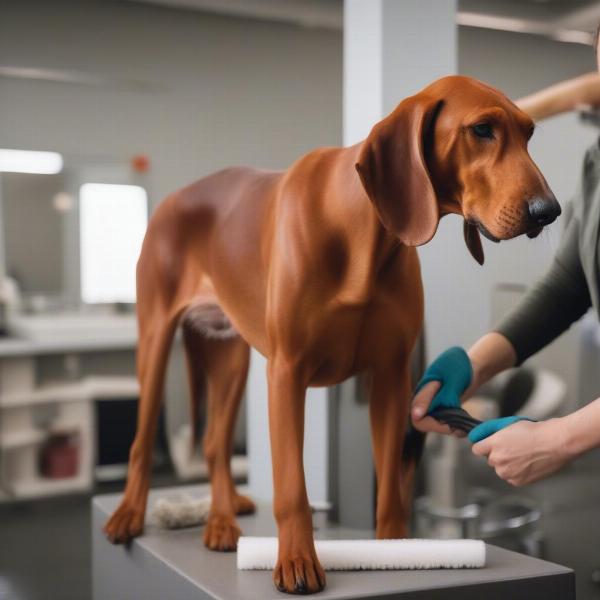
[355,75,559,264]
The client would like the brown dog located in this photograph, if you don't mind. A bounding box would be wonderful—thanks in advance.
[104,75,559,594]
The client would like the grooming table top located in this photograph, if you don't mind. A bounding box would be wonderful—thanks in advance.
[92,484,574,600]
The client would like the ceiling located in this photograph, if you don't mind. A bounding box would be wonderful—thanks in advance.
[462,0,597,22]
[128,0,343,29]
[128,0,600,44]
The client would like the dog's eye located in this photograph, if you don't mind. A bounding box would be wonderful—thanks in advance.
[472,122,493,139]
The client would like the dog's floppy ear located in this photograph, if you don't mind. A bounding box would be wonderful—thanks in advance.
[464,222,484,265]
[355,95,442,246]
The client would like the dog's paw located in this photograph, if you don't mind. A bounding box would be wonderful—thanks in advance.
[103,501,145,544]
[233,494,256,516]
[203,515,241,552]
[273,555,326,595]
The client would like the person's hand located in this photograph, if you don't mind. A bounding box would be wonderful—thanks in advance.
[411,380,457,435]
[411,347,472,436]
[471,418,572,486]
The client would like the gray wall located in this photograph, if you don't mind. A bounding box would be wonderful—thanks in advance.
[0,0,342,207]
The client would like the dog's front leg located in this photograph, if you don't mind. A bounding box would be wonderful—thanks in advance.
[369,361,413,539]
[267,358,326,595]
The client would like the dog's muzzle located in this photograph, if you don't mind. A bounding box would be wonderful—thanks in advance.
[476,221,500,243]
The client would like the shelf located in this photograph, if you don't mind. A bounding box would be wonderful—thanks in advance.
[9,475,90,499]
[84,376,139,399]
[0,375,139,408]
[0,313,138,357]
[0,335,137,358]
[0,382,88,407]
[1,418,89,449]
[0,428,46,449]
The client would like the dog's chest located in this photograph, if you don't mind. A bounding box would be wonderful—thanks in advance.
[307,293,422,386]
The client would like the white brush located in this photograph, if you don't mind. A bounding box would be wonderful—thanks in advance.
[237,537,486,571]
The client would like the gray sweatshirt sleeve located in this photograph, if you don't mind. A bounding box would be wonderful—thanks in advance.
[495,215,592,365]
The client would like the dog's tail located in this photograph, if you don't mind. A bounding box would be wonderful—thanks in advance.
[400,424,427,518]
[400,334,427,508]
[402,425,426,467]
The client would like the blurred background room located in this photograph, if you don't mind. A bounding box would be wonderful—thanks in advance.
[1,0,600,599]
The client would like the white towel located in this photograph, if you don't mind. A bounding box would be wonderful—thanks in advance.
[150,494,211,529]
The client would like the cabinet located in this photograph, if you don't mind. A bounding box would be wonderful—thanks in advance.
[0,317,138,501]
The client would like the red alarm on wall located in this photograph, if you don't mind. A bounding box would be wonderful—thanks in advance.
[131,154,150,173]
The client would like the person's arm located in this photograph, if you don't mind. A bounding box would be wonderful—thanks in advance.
[493,216,590,366]
[412,216,591,433]
[517,72,600,122]
[465,332,516,397]
[562,397,600,456]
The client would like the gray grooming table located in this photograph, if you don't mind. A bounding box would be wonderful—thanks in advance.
[92,484,574,600]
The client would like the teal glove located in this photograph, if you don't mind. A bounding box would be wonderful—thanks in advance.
[468,416,536,444]
[415,347,535,443]
[415,347,472,412]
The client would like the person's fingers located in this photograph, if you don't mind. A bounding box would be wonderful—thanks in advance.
[412,415,453,435]
[472,438,492,457]
[411,381,441,421]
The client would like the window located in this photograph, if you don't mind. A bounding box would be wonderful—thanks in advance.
[0,148,63,174]
[79,183,147,304]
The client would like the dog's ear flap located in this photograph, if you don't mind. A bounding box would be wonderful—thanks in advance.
[464,221,484,265]
[355,95,442,246]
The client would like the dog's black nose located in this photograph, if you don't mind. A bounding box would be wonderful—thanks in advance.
[528,196,561,226]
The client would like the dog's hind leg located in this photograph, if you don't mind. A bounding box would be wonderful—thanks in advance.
[182,304,254,551]
[104,307,179,543]
[104,215,188,544]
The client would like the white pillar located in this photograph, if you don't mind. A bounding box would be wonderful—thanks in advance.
[339,0,457,527]
[247,351,329,504]
[344,0,457,146]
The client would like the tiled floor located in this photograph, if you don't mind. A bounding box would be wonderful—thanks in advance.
[2,454,600,600]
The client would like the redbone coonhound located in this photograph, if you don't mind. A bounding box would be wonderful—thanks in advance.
[104,75,559,594]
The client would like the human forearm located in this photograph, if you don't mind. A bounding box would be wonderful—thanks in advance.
[465,332,517,397]
[561,398,600,458]
[517,72,600,122]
